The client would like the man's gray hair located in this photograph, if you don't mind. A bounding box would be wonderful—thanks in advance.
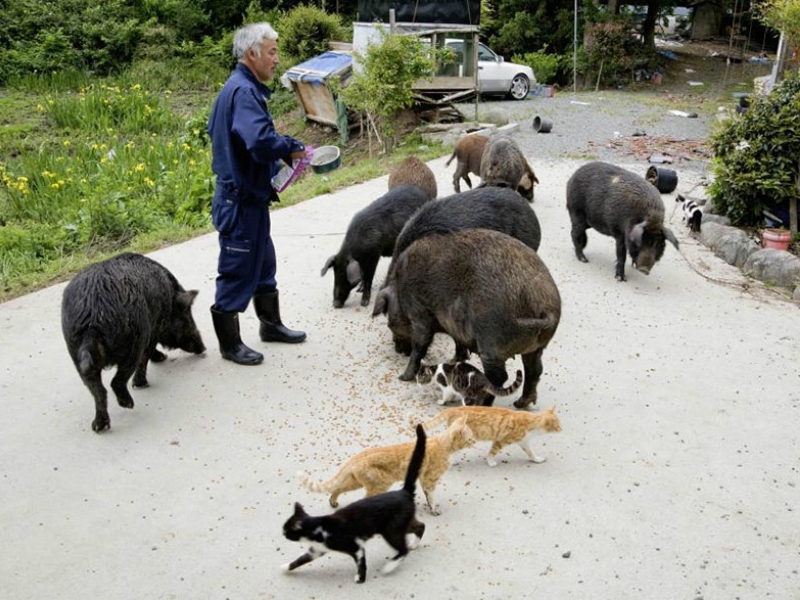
[233,23,278,59]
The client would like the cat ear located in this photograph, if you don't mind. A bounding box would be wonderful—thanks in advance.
[294,502,306,516]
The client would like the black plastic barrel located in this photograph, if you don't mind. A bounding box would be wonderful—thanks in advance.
[645,165,678,194]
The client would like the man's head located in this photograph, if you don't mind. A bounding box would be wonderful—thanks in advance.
[234,23,280,83]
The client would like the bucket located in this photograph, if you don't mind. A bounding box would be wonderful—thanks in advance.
[645,165,678,194]
[533,116,553,133]
[762,228,791,251]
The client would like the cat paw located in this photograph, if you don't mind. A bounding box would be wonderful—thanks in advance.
[355,574,366,583]
[406,534,422,550]
[280,562,292,572]
[531,455,547,464]
[486,457,498,467]
[428,506,441,516]
[382,558,403,574]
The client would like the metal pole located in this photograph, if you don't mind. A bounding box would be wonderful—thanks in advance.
[574,0,578,93]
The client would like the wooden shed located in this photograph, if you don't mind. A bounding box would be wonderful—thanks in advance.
[354,0,482,104]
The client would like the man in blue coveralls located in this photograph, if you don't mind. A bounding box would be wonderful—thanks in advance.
[208,22,307,366]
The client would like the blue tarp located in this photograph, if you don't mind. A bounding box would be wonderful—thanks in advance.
[285,52,352,86]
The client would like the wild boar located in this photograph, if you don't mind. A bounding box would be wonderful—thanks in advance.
[388,156,437,200]
[479,136,539,202]
[373,229,561,409]
[61,253,205,432]
[322,184,431,308]
[566,161,679,281]
[445,134,489,194]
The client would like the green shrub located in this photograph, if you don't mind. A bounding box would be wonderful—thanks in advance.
[338,32,435,153]
[279,5,346,64]
[709,77,800,225]
[582,19,637,88]
[512,47,565,85]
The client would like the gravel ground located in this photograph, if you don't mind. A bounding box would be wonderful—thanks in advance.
[454,91,717,176]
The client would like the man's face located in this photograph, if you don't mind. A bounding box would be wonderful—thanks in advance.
[247,39,279,82]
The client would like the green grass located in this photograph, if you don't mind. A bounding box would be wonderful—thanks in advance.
[0,68,447,303]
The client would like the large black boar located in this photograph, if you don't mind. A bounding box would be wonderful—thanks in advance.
[61,253,205,432]
[387,187,542,285]
[373,229,561,409]
[566,161,679,281]
[322,184,431,308]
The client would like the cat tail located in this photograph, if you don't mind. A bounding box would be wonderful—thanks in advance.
[421,412,448,432]
[487,369,524,397]
[403,424,427,495]
[297,470,343,494]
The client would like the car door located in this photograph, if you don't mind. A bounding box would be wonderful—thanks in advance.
[477,43,504,93]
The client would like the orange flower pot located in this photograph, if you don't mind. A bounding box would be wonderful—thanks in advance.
[762,228,791,251]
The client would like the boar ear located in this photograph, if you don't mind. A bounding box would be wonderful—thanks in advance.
[629,222,645,246]
[320,255,336,277]
[663,227,679,250]
[346,260,362,285]
[177,290,198,308]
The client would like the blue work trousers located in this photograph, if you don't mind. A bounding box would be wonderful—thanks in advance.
[212,195,277,313]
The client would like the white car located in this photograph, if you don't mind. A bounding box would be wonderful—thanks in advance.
[446,39,536,101]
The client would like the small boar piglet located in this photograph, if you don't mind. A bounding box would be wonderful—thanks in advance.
[61,252,205,433]
[566,161,679,281]
[373,229,561,409]
[388,156,437,200]
[445,134,489,194]
[322,184,431,308]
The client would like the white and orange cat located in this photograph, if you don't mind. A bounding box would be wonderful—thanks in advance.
[298,416,475,515]
[423,405,561,467]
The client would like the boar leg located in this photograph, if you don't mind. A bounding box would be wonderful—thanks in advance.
[614,236,627,281]
[569,215,589,263]
[358,255,380,307]
[515,349,544,409]
[481,358,509,407]
[400,329,434,381]
[132,344,158,388]
[81,371,110,432]
[110,361,137,409]
[452,342,470,362]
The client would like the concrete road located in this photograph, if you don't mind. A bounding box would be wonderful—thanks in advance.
[2,155,799,600]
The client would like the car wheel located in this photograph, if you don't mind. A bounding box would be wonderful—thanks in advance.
[508,74,530,100]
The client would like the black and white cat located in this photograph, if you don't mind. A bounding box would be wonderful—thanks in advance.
[416,362,523,407]
[281,424,427,584]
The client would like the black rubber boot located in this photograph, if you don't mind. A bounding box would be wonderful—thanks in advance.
[210,306,264,365]
[253,291,307,344]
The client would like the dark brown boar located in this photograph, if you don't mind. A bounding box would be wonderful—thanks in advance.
[373,229,561,408]
[566,161,679,281]
[478,136,539,202]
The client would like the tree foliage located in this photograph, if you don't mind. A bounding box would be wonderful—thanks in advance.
[338,32,435,153]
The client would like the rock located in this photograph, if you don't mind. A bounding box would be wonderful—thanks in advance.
[714,229,759,268]
[794,284,800,303]
[743,249,800,288]
[701,213,731,227]
[699,221,733,248]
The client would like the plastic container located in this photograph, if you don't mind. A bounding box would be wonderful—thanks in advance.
[532,116,553,133]
[762,228,791,251]
[271,145,315,192]
[645,165,678,194]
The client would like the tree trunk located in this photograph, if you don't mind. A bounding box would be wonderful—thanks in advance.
[641,0,660,48]
[607,0,621,15]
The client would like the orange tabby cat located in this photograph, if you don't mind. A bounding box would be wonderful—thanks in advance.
[298,416,475,515]
[423,405,561,467]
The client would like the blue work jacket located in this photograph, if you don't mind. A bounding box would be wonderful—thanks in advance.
[208,63,304,205]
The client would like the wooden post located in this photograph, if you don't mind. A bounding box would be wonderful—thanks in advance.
[792,159,799,238]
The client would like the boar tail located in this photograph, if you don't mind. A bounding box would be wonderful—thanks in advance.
[517,314,558,332]
[76,331,102,377]
[445,150,457,167]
